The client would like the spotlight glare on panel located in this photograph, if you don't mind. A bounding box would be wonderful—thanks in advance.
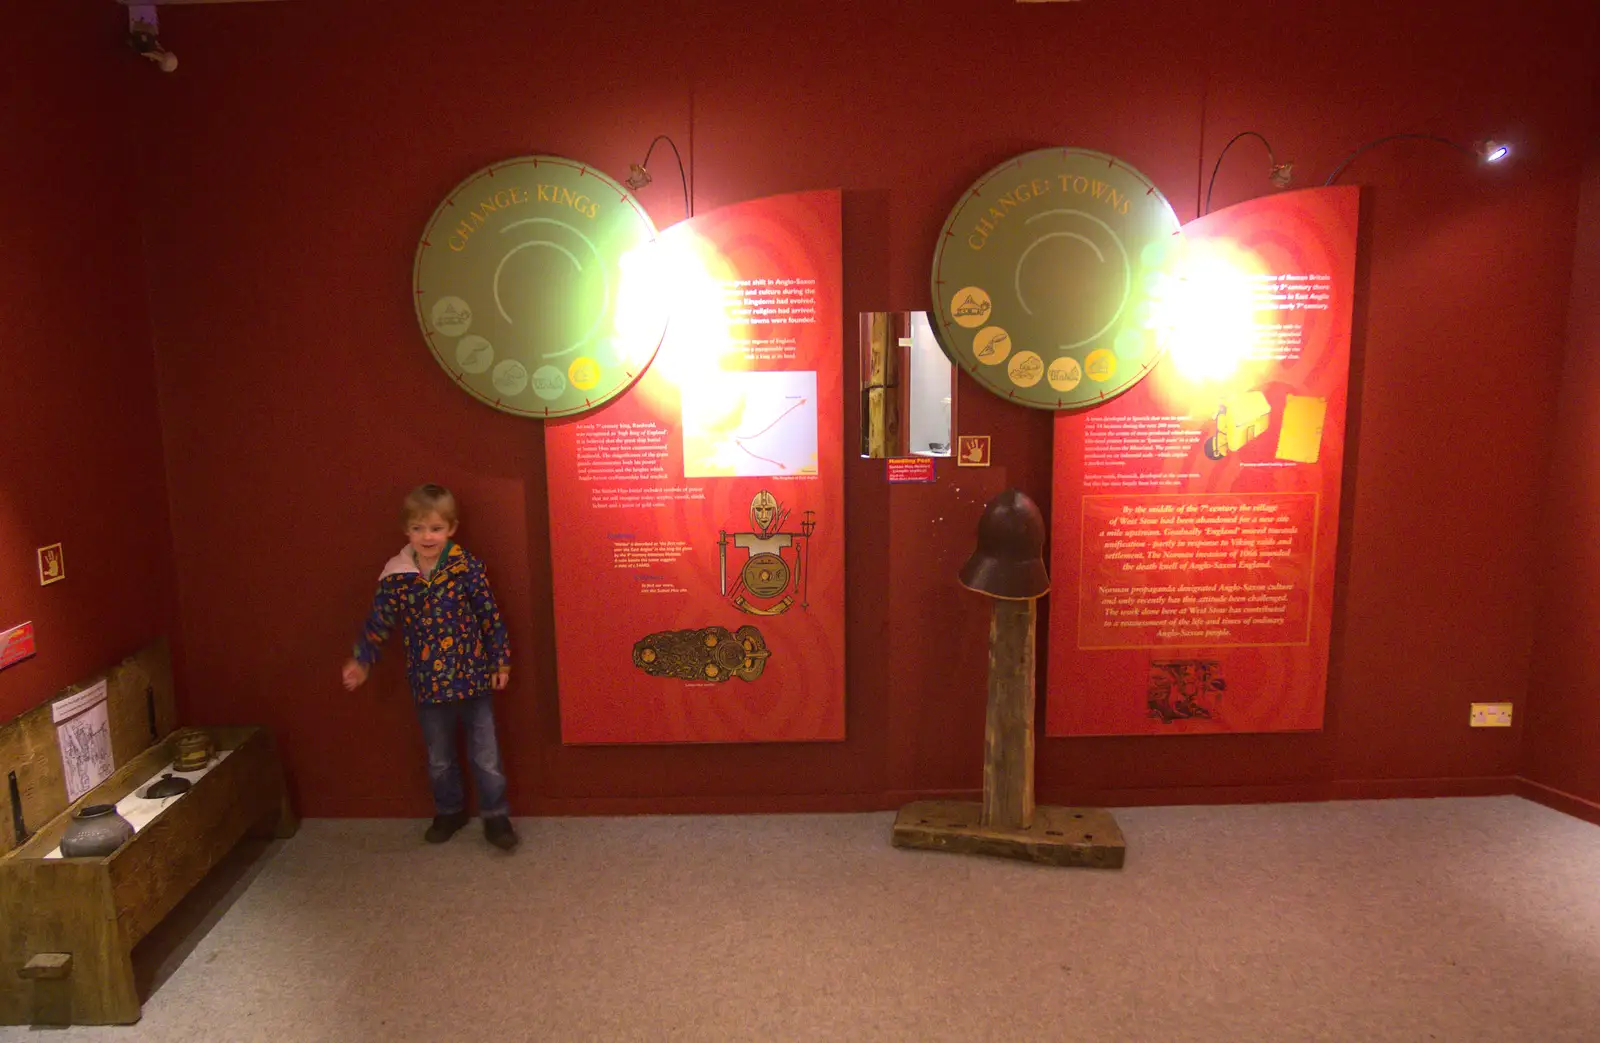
[1147,239,1261,384]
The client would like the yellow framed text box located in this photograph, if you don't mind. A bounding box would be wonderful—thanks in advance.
[1276,394,1327,464]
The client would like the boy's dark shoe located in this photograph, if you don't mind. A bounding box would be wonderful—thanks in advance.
[424,810,470,843]
[484,815,519,851]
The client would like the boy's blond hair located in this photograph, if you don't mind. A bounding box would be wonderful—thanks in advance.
[403,483,458,526]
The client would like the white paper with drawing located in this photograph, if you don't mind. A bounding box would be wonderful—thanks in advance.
[54,679,114,802]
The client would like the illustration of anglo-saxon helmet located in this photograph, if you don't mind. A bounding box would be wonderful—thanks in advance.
[750,490,778,534]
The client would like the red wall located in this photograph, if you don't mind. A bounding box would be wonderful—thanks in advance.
[131,0,1599,816]
[1522,68,1600,820]
[0,5,176,725]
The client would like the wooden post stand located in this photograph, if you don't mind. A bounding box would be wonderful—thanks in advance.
[891,489,1125,868]
[982,598,1037,831]
[891,598,1124,868]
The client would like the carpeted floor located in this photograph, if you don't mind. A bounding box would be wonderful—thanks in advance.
[5,796,1598,1042]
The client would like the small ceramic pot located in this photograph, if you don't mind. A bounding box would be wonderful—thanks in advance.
[172,728,215,772]
[143,773,192,799]
[59,803,135,858]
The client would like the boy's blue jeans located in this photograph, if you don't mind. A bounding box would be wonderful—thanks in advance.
[416,695,509,818]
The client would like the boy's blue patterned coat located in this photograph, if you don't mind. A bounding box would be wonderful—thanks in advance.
[352,542,510,704]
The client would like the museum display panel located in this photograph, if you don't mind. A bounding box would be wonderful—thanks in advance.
[544,191,846,744]
[1046,187,1359,736]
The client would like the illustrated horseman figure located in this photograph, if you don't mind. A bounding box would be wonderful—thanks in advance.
[718,490,815,616]
[1147,659,1226,723]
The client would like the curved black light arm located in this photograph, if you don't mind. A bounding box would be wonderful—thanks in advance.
[1203,131,1279,216]
[637,135,691,220]
[1322,133,1477,187]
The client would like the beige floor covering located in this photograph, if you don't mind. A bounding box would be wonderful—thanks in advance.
[5,796,1599,1042]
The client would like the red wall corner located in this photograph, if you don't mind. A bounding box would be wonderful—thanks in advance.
[0,3,178,724]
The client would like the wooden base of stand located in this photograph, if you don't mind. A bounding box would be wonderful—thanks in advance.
[891,800,1126,869]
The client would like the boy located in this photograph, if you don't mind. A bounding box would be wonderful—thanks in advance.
[341,483,518,851]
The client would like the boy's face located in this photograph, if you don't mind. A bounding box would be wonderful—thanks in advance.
[406,510,458,561]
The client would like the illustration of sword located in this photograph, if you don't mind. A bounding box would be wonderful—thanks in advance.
[718,529,729,596]
[800,511,816,609]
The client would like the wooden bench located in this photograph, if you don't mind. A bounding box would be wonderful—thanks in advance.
[0,641,296,1025]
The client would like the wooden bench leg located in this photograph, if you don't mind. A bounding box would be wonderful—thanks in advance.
[18,942,136,1026]
[89,938,140,1025]
[250,790,299,840]
[75,938,138,1025]
[7,898,141,1026]
[21,953,73,1027]
[272,790,300,838]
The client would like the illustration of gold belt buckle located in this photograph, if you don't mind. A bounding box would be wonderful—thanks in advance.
[633,625,771,683]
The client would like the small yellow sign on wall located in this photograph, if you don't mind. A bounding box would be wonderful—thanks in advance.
[957,435,991,467]
[1469,702,1513,727]
[37,544,64,586]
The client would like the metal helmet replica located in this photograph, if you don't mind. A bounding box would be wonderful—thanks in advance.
[958,488,1050,599]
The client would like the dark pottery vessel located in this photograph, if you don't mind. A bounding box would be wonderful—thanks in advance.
[59,803,135,858]
[143,773,191,799]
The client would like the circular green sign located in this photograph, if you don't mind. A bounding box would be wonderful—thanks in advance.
[413,156,668,418]
[930,148,1181,411]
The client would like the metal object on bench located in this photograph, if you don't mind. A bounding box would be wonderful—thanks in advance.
[171,728,215,772]
[8,772,24,847]
[142,773,191,800]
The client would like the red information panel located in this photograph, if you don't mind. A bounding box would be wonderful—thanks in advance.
[1047,187,1358,736]
[546,191,844,743]
[0,621,36,672]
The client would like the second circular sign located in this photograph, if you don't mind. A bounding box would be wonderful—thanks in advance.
[931,148,1181,411]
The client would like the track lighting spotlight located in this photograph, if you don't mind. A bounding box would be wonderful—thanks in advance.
[1477,140,1510,164]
